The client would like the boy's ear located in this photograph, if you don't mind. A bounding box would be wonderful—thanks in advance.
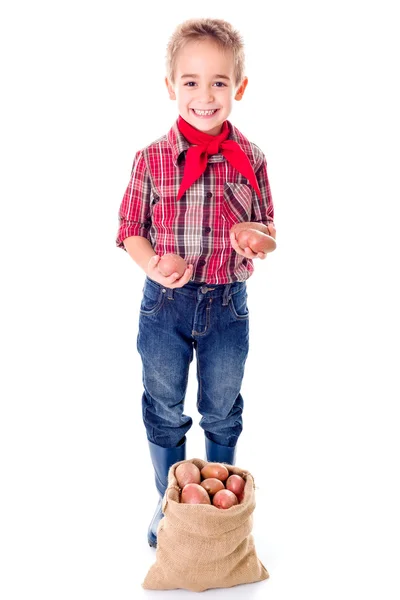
[165,77,176,100]
[234,77,248,101]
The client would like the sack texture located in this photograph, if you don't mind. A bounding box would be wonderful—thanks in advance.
[142,458,269,592]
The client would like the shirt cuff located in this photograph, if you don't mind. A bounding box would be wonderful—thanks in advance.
[116,222,149,249]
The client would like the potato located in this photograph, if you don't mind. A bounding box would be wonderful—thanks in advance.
[158,253,187,277]
[247,230,276,253]
[200,478,225,496]
[236,229,254,249]
[175,462,201,488]
[181,483,211,505]
[213,489,239,509]
[226,474,245,499]
[230,221,271,236]
[236,229,276,254]
[201,462,229,482]
[231,221,276,254]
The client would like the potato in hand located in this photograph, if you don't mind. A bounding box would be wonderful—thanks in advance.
[158,253,187,277]
[231,222,276,254]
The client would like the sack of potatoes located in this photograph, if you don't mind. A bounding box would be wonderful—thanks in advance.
[142,458,268,592]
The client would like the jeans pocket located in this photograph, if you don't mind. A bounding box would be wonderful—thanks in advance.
[228,288,249,320]
[140,279,165,316]
[222,182,253,228]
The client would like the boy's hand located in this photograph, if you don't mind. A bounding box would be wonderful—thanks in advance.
[266,222,277,239]
[146,255,194,288]
[230,232,267,260]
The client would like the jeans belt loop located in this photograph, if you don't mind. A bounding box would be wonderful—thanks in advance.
[222,283,232,306]
[166,287,174,300]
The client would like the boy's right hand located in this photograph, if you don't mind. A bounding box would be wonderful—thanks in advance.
[146,255,194,288]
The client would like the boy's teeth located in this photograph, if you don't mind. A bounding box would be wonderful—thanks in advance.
[193,109,217,116]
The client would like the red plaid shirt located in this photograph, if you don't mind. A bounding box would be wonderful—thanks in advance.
[116,119,275,284]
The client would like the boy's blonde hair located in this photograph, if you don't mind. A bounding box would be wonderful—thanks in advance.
[166,18,245,87]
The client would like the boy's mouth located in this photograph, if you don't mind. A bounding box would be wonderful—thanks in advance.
[191,108,219,118]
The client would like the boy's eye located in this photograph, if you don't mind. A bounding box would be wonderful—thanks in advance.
[183,81,227,88]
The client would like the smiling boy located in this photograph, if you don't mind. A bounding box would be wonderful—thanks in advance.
[167,37,247,136]
[116,18,276,547]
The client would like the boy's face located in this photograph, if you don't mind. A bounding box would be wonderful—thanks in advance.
[165,39,248,136]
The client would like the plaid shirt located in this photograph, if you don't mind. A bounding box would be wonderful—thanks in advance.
[116,119,275,284]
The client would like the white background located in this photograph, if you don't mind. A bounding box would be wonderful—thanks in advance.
[1,0,399,598]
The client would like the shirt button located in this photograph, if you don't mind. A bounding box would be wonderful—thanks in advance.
[206,192,213,199]
[198,259,206,267]
[204,227,211,234]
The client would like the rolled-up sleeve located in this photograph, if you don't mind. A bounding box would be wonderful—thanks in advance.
[251,153,275,227]
[116,150,152,250]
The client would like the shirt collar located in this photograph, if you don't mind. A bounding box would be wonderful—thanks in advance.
[167,118,239,166]
[167,119,190,166]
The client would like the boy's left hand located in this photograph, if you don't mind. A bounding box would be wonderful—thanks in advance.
[230,232,267,260]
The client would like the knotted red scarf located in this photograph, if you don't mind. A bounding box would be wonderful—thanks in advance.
[177,116,262,200]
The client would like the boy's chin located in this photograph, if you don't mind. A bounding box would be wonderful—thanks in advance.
[200,122,224,135]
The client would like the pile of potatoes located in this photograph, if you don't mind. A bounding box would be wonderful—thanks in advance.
[175,462,246,509]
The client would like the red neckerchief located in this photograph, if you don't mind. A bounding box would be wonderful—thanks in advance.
[177,116,262,200]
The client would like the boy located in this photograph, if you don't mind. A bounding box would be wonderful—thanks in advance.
[116,18,276,547]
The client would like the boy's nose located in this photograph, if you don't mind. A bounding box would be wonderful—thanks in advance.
[198,88,215,102]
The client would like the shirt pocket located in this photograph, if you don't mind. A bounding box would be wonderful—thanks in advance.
[222,182,253,229]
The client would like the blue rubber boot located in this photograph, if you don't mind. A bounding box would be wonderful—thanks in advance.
[205,436,236,466]
[147,438,186,548]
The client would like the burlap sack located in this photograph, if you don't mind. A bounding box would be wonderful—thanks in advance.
[142,458,269,592]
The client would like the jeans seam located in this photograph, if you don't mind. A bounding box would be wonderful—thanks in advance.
[139,289,165,316]
[196,348,203,414]
[228,291,249,320]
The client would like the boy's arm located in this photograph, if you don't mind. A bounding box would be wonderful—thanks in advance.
[123,235,156,272]
[251,153,275,229]
[117,151,193,287]
[116,150,153,247]
[230,152,276,260]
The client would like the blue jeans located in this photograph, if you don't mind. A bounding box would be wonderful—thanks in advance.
[137,277,250,448]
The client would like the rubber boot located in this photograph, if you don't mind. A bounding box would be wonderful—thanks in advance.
[147,438,186,548]
[205,436,236,466]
